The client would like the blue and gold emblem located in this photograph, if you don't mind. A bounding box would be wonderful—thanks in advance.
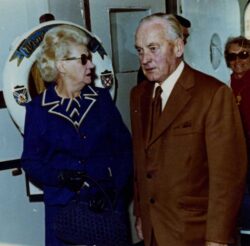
[13,85,29,105]
[100,70,114,89]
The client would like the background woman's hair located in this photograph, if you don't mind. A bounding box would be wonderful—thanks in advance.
[37,25,89,82]
[224,36,250,67]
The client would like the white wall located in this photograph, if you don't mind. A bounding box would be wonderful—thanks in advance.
[180,0,241,84]
[0,1,48,245]
[49,0,85,26]
[0,1,50,162]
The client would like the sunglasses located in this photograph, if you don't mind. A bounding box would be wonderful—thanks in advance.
[226,50,249,62]
[62,53,92,65]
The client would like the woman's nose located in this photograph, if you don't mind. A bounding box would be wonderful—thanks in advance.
[87,59,95,69]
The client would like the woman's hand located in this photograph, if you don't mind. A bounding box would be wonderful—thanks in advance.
[58,170,86,192]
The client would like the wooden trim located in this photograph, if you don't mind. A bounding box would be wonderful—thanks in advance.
[0,91,6,108]
[25,176,44,202]
[28,194,44,202]
[166,0,177,14]
[84,0,91,31]
[0,159,20,171]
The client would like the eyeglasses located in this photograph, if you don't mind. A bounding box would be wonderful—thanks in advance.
[226,50,249,62]
[62,53,92,65]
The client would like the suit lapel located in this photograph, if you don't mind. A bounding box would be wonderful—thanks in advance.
[146,65,195,147]
[140,82,154,145]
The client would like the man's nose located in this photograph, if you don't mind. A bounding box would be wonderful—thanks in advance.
[141,52,151,65]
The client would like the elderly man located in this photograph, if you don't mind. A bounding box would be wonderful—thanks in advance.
[130,13,247,246]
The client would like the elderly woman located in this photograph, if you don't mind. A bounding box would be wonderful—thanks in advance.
[225,36,250,246]
[21,25,133,246]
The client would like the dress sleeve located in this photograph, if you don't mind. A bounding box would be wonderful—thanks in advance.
[102,89,133,200]
[21,102,61,187]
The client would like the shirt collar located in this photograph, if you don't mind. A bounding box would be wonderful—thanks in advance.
[160,61,184,91]
[153,61,184,109]
[153,61,184,96]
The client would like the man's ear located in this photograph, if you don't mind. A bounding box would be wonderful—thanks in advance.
[174,38,184,58]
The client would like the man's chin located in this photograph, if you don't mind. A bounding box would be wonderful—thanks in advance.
[146,77,158,82]
[144,73,155,81]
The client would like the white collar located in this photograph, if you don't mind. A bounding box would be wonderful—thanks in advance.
[153,61,185,109]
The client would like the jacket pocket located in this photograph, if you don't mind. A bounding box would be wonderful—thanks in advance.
[178,196,208,211]
[178,196,208,243]
[172,125,204,136]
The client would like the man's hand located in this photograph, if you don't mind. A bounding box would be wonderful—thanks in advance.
[135,216,144,240]
[206,242,227,246]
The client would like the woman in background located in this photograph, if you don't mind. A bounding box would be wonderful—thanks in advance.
[225,36,250,246]
[21,25,133,246]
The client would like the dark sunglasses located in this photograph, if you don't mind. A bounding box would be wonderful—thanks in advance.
[62,53,92,65]
[226,50,249,62]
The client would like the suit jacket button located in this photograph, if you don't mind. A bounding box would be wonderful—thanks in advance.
[150,198,155,204]
[147,173,152,179]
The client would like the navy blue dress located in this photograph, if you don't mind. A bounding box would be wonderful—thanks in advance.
[21,84,133,246]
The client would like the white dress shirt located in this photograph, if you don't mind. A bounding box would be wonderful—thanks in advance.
[153,61,185,110]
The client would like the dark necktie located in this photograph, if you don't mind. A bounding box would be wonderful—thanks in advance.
[150,85,162,138]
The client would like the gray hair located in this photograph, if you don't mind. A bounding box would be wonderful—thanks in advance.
[224,36,250,67]
[138,13,183,41]
[37,25,89,82]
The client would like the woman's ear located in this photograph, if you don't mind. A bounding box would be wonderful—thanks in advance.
[174,38,184,58]
[56,60,66,74]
